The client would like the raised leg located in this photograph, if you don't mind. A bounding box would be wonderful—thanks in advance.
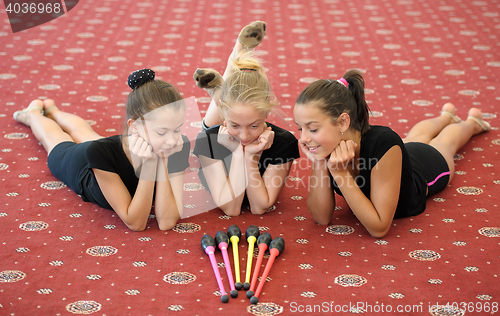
[42,99,103,143]
[403,103,460,144]
[202,21,266,128]
[14,100,74,155]
[224,21,266,80]
[428,108,490,182]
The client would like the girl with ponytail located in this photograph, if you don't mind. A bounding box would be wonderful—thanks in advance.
[294,69,491,237]
[192,21,300,216]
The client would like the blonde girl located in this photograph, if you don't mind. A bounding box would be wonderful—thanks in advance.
[192,22,300,216]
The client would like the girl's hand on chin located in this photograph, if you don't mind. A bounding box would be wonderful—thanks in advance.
[129,134,157,162]
[298,140,326,165]
[327,140,357,175]
[217,125,241,152]
[244,126,274,155]
[129,134,158,180]
[159,137,184,159]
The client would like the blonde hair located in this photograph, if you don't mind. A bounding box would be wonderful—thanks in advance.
[219,53,277,118]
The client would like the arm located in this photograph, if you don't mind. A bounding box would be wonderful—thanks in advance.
[93,156,158,231]
[243,126,289,214]
[297,140,336,225]
[154,154,184,230]
[244,154,293,215]
[306,160,336,225]
[198,145,247,216]
[331,144,402,237]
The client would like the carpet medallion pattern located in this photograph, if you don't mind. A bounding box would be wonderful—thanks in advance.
[1,0,499,315]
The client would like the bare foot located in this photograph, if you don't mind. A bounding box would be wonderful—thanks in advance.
[222,21,266,81]
[13,100,44,125]
[467,108,491,135]
[440,103,461,123]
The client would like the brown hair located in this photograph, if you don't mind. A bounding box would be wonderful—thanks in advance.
[126,80,183,121]
[295,69,371,134]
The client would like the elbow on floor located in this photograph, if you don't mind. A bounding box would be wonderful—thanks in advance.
[158,218,178,231]
[250,207,267,215]
[220,205,242,217]
[368,228,390,238]
[314,218,331,226]
[124,219,148,232]
[311,212,332,226]
[127,223,147,232]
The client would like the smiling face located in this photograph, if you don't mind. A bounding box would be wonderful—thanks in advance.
[130,105,185,155]
[222,103,268,145]
[294,103,343,159]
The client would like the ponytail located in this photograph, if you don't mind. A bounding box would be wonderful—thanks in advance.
[230,53,265,73]
[219,52,277,117]
[123,69,184,137]
[295,69,371,134]
[343,69,370,134]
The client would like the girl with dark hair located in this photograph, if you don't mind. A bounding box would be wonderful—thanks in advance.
[13,69,190,231]
[294,69,491,237]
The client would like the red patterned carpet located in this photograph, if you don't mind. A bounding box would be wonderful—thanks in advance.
[1,0,499,315]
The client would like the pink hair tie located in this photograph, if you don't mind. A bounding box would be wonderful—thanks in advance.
[337,78,348,88]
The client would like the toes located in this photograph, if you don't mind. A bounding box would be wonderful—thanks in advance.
[250,21,266,32]
[442,102,456,114]
[29,99,44,109]
[467,108,491,133]
[468,108,482,119]
[43,99,56,109]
